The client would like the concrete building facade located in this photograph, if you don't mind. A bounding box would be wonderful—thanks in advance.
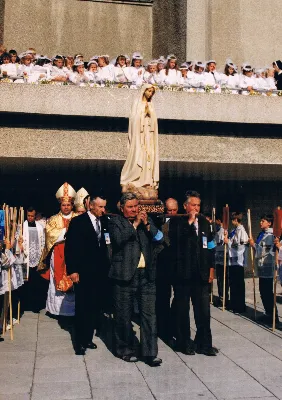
[1,0,282,66]
[0,85,281,228]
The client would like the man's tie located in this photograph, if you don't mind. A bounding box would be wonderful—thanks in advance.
[95,218,101,241]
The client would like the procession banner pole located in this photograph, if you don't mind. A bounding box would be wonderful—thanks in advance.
[12,207,21,324]
[210,207,216,304]
[11,207,17,248]
[2,293,8,335]
[272,207,282,331]
[8,267,14,340]
[5,205,14,340]
[2,206,9,335]
[247,209,257,320]
[222,205,229,312]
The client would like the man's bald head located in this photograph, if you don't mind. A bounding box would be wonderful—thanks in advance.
[165,198,178,215]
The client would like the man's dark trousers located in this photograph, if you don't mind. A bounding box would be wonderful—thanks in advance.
[74,281,101,347]
[113,268,158,358]
[173,274,212,349]
[259,277,278,319]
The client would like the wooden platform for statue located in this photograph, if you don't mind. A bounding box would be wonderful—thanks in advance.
[138,200,164,214]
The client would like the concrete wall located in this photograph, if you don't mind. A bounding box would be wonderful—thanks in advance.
[186,0,210,62]
[2,0,152,60]
[0,127,282,173]
[153,0,282,67]
[209,0,282,68]
[1,84,282,125]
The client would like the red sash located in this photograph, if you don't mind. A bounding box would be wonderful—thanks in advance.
[53,242,73,292]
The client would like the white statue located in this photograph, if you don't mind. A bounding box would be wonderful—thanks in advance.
[120,84,159,198]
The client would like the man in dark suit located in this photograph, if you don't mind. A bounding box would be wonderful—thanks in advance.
[108,192,163,366]
[169,190,218,356]
[65,195,110,355]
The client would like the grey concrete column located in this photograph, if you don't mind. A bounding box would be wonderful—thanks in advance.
[152,0,187,61]
[0,0,5,45]
[186,0,210,61]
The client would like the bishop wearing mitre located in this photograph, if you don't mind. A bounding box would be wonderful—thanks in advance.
[38,182,78,316]
[74,187,89,215]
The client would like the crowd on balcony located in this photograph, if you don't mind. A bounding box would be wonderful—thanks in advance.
[0,45,282,94]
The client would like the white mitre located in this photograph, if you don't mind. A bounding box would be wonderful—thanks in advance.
[55,182,76,203]
[74,187,89,209]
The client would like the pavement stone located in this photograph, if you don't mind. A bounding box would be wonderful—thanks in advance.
[156,391,217,400]
[0,381,32,396]
[31,381,91,400]
[1,279,282,400]
[89,370,147,389]
[206,378,273,399]
[33,367,88,383]
[0,395,31,400]
[36,354,85,369]
[91,387,155,400]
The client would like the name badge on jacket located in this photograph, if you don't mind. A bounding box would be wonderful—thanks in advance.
[104,232,111,245]
[202,236,208,249]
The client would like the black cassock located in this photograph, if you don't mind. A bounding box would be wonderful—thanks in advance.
[65,212,110,347]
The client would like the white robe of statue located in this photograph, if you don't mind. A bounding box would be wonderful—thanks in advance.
[120,84,159,189]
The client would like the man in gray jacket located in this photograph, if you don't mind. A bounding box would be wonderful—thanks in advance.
[108,192,163,366]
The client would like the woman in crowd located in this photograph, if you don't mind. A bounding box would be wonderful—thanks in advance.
[190,61,205,92]
[69,59,90,86]
[179,63,191,87]
[125,52,145,86]
[157,57,165,74]
[113,54,128,83]
[85,60,100,84]
[0,53,17,77]
[203,60,221,92]
[64,56,74,72]
[265,67,277,93]
[8,49,20,64]
[221,60,240,93]
[143,60,159,84]
[15,52,35,83]
[29,56,50,82]
[50,55,68,83]
[158,54,181,85]
[253,68,269,94]
[97,55,114,83]
[239,63,257,95]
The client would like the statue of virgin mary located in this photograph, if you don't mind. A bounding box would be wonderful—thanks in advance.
[120,84,159,192]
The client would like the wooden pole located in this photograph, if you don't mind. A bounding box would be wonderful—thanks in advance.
[7,267,14,340]
[1,293,8,334]
[17,300,21,324]
[210,207,216,305]
[247,209,257,320]
[222,205,229,312]
[5,205,13,340]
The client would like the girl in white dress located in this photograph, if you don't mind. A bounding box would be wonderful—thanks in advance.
[221,60,240,93]
[158,55,182,85]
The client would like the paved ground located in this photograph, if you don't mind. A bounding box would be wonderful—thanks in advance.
[1,278,282,400]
